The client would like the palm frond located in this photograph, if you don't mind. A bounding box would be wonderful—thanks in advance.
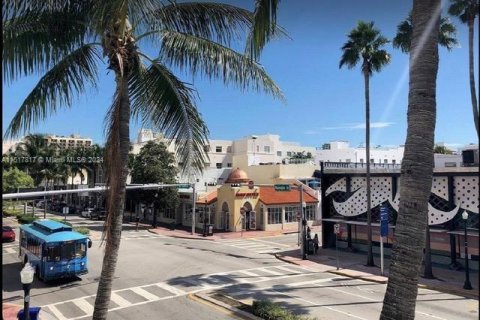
[339,41,360,69]
[129,54,209,174]
[158,30,284,100]
[3,0,91,20]
[246,0,280,60]
[147,2,252,46]
[4,44,101,138]
[393,18,412,53]
[439,17,458,50]
[3,10,92,83]
[448,0,479,24]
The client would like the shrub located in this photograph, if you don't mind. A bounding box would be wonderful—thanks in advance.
[3,208,24,217]
[17,215,38,224]
[252,300,316,320]
[73,227,90,235]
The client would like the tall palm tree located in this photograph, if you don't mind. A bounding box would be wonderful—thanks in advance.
[380,0,441,318]
[339,21,390,267]
[393,10,458,280]
[14,134,48,186]
[393,12,458,53]
[448,0,479,138]
[3,1,283,319]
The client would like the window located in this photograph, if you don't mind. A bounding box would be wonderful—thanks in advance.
[277,151,282,156]
[256,145,259,152]
[267,207,282,224]
[227,163,232,167]
[47,246,61,262]
[227,146,232,153]
[285,206,299,223]
[370,159,374,163]
[216,163,222,169]
[264,146,271,153]
[346,159,351,163]
[384,159,388,164]
[164,208,175,219]
[360,158,364,163]
[392,160,396,164]
[287,152,292,157]
[184,204,192,222]
[216,146,222,152]
[445,162,457,167]
[204,145,211,152]
[305,205,316,221]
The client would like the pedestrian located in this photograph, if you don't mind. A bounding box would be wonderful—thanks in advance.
[307,226,312,239]
[313,234,319,254]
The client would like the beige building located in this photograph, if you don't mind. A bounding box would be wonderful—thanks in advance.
[43,134,92,149]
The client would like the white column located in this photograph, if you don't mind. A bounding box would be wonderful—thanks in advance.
[281,206,286,230]
[263,206,268,230]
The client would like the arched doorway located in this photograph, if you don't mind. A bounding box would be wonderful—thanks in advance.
[221,202,230,231]
[242,202,256,230]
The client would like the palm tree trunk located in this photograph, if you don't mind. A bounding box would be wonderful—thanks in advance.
[364,67,374,267]
[468,19,479,138]
[92,76,131,320]
[380,0,439,318]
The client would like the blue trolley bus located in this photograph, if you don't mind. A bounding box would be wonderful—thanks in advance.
[19,219,92,281]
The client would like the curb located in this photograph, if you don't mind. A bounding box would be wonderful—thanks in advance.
[147,229,216,241]
[274,254,479,299]
[192,293,262,320]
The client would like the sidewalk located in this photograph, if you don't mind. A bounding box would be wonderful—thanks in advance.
[275,247,479,299]
[2,303,56,320]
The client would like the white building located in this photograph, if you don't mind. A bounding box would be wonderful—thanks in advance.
[43,134,92,149]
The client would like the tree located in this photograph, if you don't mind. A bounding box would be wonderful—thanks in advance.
[2,167,34,192]
[380,0,440,318]
[130,141,179,226]
[448,0,479,138]
[13,134,48,186]
[434,144,453,154]
[3,2,283,319]
[393,12,458,53]
[339,21,391,267]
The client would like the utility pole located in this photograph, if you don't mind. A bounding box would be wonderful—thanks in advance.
[300,184,307,260]
[192,183,196,235]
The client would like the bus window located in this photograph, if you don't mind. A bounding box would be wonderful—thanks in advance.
[76,243,86,258]
[61,243,76,260]
[47,247,61,262]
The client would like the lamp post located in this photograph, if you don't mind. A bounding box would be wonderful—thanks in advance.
[20,262,35,320]
[462,211,473,290]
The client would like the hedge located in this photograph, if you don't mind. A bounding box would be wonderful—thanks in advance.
[73,227,90,235]
[252,300,317,320]
[17,215,38,224]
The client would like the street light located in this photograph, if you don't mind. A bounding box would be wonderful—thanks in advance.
[20,262,35,320]
[462,211,472,290]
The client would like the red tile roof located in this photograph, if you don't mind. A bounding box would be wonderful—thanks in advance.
[196,190,218,205]
[259,186,318,205]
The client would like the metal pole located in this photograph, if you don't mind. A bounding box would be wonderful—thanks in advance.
[464,219,472,290]
[44,182,47,219]
[335,233,339,270]
[300,184,307,260]
[192,183,196,235]
[380,235,384,276]
[23,284,30,320]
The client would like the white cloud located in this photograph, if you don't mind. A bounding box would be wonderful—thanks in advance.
[317,122,394,131]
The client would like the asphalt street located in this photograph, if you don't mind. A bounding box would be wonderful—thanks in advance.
[3,212,479,320]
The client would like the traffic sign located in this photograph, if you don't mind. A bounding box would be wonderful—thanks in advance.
[63,206,69,214]
[334,223,340,235]
[274,184,291,191]
[176,184,190,189]
[380,205,388,237]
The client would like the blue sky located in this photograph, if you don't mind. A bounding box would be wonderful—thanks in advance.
[2,0,478,150]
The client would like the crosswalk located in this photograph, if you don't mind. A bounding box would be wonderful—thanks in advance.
[121,231,167,241]
[216,238,294,254]
[2,242,18,255]
[40,264,318,319]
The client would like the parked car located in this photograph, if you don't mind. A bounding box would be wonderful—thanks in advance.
[90,209,107,220]
[81,207,95,218]
[2,226,15,242]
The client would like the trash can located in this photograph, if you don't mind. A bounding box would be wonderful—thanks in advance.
[207,224,214,236]
[17,307,41,320]
[307,239,315,254]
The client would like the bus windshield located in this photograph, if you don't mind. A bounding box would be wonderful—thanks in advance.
[47,242,86,261]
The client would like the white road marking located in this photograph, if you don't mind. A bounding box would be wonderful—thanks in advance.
[73,299,94,315]
[130,287,159,301]
[257,267,283,276]
[46,305,68,320]
[273,265,303,274]
[251,238,291,247]
[236,270,269,282]
[110,292,132,307]
[3,247,16,254]
[155,282,187,296]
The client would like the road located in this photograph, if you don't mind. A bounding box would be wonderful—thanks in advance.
[3,213,478,320]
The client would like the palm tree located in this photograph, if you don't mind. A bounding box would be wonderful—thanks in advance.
[448,0,479,138]
[3,1,283,319]
[14,134,49,186]
[393,12,458,53]
[380,0,441,318]
[393,11,458,280]
[339,21,390,267]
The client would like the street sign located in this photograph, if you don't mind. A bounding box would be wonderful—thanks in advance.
[63,206,69,215]
[176,184,190,189]
[334,223,340,235]
[380,205,389,237]
[274,184,291,191]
